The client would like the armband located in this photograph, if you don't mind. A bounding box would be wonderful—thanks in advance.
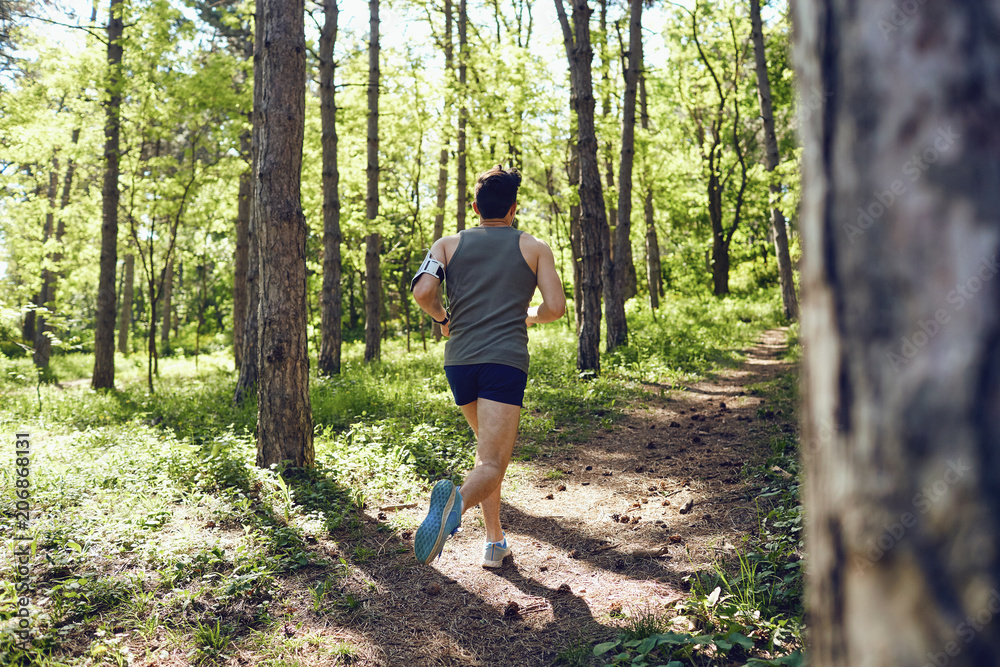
[409,250,445,291]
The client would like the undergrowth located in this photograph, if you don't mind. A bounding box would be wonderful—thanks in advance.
[0,292,789,664]
[585,323,804,667]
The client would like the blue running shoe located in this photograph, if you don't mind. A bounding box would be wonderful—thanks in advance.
[414,480,463,564]
[481,533,511,568]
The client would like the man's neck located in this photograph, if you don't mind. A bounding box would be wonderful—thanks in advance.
[478,218,510,227]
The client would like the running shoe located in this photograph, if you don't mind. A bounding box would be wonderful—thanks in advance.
[414,480,463,564]
[481,533,511,568]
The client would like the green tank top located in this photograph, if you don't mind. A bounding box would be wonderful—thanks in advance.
[444,226,537,373]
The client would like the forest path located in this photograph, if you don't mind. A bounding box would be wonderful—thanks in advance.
[271,327,795,667]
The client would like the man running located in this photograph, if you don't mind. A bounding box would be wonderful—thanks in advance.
[410,165,566,568]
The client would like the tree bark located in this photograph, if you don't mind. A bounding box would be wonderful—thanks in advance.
[92,0,123,389]
[750,0,798,321]
[639,73,662,309]
[254,0,314,469]
[605,0,641,353]
[118,252,133,355]
[160,259,173,350]
[318,0,342,376]
[793,0,1000,664]
[23,297,37,345]
[234,153,250,370]
[364,0,381,363]
[456,0,468,232]
[567,138,583,335]
[233,30,253,371]
[34,162,59,370]
[234,5,264,406]
[431,0,453,342]
[555,0,609,374]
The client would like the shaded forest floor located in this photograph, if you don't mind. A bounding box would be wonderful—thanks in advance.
[2,323,803,667]
[336,328,799,666]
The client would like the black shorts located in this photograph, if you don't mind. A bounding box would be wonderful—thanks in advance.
[444,363,528,407]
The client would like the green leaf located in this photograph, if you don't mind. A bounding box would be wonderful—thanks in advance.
[637,636,659,654]
[593,641,620,656]
[727,631,754,650]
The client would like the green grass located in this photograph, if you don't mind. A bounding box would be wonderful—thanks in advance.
[0,291,788,664]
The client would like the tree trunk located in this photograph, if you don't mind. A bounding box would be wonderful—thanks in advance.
[318,0,342,376]
[555,0,609,374]
[160,259,173,351]
[364,234,381,361]
[431,0,453,342]
[146,271,158,391]
[793,1,1000,664]
[708,157,730,295]
[599,0,616,239]
[364,0,381,363]
[34,163,59,371]
[234,157,250,369]
[234,5,264,406]
[639,73,662,309]
[118,252,134,355]
[567,137,583,335]
[92,0,123,390]
[605,0,641,353]
[233,31,253,371]
[23,297,37,345]
[254,0,314,469]
[750,0,798,321]
[456,0,468,232]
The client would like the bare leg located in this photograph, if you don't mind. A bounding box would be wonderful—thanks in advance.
[459,398,520,543]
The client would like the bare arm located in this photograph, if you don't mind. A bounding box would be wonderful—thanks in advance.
[526,241,566,326]
[412,239,451,335]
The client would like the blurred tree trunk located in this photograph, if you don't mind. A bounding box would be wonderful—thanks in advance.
[794,0,1000,664]
[22,297,37,345]
[232,28,253,371]
[555,0,609,374]
[749,0,797,321]
[599,0,616,245]
[431,0,453,341]
[234,145,250,370]
[93,0,124,390]
[254,0,314,469]
[639,74,662,309]
[234,9,263,406]
[456,0,468,231]
[33,162,58,370]
[118,253,133,355]
[160,259,173,351]
[606,0,641,353]
[364,0,381,363]
[598,0,625,353]
[318,0,342,376]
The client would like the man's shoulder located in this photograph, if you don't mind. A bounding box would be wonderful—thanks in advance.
[518,231,553,253]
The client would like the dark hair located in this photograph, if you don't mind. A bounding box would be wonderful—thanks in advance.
[474,165,522,219]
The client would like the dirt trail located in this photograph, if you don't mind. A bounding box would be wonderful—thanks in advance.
[265,328,795,667]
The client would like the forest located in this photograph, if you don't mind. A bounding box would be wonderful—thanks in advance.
[2,0,998,665]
